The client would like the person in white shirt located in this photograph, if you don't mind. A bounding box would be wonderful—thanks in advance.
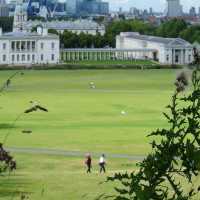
[99,154,106,173]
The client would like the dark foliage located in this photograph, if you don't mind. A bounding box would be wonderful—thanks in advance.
[0,72,23,175]
[0,17,13,32]
[0,143,16,173]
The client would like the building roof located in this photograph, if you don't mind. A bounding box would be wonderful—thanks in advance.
[118,32,192,47]
[0,31,59,40]
[25,19,105,31]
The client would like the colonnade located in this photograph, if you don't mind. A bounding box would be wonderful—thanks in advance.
[61,49,156,62]
[11,41,36,52]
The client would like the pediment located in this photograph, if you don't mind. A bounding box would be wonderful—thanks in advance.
[169,39,189,46]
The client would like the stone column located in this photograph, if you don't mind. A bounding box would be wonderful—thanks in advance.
[14,41,16,52]
[82,52,84,60]
[180,49,184,65]
[19,41,21,52]
[30,41,32,52]
[173,49,176,65]
[95,52,97,61]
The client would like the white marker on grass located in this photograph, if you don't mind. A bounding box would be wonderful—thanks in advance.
[121,110,127,115]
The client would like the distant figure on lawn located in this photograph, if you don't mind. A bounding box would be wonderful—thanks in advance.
[99,154,106,173]
[6,79,11,88]
[89,82,96,89]
[85,154,92,173]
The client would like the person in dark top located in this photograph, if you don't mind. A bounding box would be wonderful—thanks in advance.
[85,154,92,173]
[6,79,11,88]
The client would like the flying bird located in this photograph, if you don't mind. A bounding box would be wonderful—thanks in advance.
[24,101,48,113]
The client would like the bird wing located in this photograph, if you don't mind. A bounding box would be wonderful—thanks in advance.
[36,105,48,112]
[24,107,36,113]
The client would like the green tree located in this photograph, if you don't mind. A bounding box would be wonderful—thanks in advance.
[105,19,156,47]
[180,26,200,43]
[48,29,59,35]
[0,17,13,32]
[156,18,188,38]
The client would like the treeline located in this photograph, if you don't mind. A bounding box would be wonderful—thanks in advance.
[0,17,13,32]
[1,17,200,47]
[60,31,107,48]
[60,19,200,48]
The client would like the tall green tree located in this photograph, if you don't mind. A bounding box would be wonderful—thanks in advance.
[156,18,187,38]
[180,26,200,43]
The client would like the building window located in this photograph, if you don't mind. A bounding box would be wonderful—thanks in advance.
[51,54,55,61]
[16,41,20,51]
[32,54,35,62]
[11,42,15,50]
[166,55,169,61]
[3,55,6,61]
[188,55,191,62]
[12,55,15,62]
[41,43,44,49]
[51,42,55,49]
[27,41,30,50]
[3,43,6,50]
[32,41,35,50]
[41,54,44,61]
[27,54,30,61]
[175,55,179,63]
[17,54,20,61]
[21,41,26,51]
[22,54,25,61]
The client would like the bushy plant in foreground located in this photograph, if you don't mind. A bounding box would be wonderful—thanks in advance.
[107,69,200,200]
[0,143,16,173]
[0,72,23,175]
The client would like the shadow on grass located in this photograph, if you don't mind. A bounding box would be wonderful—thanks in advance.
[0,123,16,130]
[0,175,32,199]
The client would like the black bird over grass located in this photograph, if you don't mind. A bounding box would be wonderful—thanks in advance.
[24,101,48,113]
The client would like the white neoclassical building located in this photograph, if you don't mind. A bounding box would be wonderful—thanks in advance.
[116,32,194,65]
[0,0,60,65]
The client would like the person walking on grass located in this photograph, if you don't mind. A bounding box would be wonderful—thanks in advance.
[85,154,92,173]
[99,154,106,173]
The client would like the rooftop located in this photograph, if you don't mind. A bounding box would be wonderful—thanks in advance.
[119,32,192,46]
[0,31,59,40]
[26,19,105,30]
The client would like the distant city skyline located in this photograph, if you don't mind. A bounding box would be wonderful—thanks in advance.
[107,0,200,12]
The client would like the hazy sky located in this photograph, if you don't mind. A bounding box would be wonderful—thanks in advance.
[107,0,200,12]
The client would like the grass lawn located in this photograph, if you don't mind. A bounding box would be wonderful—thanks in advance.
[0,69,176,155]
[0,69,197,199]
[65,59,155,65]
[0,153,138,200]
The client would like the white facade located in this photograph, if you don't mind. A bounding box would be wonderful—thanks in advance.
[166,0,182,17]
[0,0,60,65]
[0,30,60,65]
[0,4,9,17]
[116,32,194,65]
